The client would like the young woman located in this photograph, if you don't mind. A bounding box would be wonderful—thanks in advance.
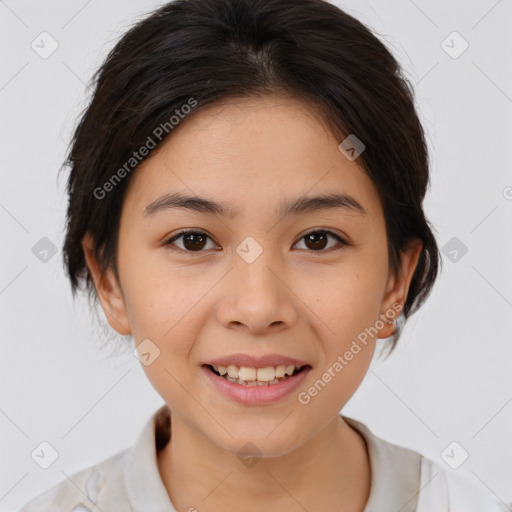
[20,0,508,510]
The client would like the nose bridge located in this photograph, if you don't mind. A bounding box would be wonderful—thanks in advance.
[233,237,282,300]
[216,236,297,332]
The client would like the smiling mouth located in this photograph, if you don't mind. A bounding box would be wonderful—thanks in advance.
[205,364,311,386]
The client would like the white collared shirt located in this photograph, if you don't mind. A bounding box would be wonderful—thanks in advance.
[19,405,509,511]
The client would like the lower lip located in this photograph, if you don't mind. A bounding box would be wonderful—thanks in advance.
[200,365,312,406]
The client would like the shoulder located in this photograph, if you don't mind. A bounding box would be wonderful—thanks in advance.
[343,416,509,511]
[417,455,508,511]
[18,448,132,512]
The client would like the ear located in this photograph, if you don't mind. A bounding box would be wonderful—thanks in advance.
[377,238,423,338]
[81,232,132,336]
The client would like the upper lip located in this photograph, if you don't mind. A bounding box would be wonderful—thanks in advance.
[203,353,311,369]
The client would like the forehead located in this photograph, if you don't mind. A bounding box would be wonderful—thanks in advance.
[122,96,382,221]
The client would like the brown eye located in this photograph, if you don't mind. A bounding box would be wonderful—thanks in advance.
[182,232,207,251]
[165,230,217,252]
[295,230,347,252]
[305,232,328,250]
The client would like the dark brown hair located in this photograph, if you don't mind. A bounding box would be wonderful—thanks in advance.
[60,0,441,355]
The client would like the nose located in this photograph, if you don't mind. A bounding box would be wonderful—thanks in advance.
[215,249,298,335]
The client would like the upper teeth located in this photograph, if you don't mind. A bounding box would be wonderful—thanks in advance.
[213,364,299,382]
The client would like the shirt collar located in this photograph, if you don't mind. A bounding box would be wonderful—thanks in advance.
[123,404,176,512]
[124,406,421,512]
[343,416,420,512]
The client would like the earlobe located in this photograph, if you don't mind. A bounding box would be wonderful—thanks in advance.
[81,232,132,336]
[378,239,423,338]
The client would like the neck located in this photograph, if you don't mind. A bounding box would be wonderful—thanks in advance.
[157,411,371,512]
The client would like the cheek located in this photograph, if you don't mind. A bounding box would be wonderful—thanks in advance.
[126,288,197,352]
[129,291,201,406]
[306,259,387,335]
[120,251,196,339]
[122,272,209,379]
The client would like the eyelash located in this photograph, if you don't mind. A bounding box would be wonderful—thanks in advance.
[163,229,350,254]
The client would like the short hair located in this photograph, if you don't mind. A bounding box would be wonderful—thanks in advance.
[60,0,442,356]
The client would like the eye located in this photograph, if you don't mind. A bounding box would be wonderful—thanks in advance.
[294,229,348,252]
[163,228,349,254]
[164,230,219,252]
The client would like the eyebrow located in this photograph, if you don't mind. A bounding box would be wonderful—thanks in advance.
[143,191,367,218]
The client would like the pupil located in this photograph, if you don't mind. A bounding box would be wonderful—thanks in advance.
[305,232,327,250]
[184,233,206,251]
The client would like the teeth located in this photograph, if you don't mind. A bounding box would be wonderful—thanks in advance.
[212,364,300,384]
[227,365,239,379]
[239,367,256,380]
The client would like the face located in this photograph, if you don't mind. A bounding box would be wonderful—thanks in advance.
[83,95,421,457]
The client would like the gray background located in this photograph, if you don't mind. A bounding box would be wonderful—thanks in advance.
[1,0,511,509]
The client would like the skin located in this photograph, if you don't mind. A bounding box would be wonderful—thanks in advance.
[82,95,422,511]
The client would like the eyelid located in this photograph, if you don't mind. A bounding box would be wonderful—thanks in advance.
[298,227,347,241]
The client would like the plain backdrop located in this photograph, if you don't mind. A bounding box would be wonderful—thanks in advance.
[1,0,511,509]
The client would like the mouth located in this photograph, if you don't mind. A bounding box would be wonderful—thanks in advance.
[203,363,311,386]
[200,362,312,405]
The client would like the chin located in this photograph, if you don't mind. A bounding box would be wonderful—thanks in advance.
[214,426,303,460]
